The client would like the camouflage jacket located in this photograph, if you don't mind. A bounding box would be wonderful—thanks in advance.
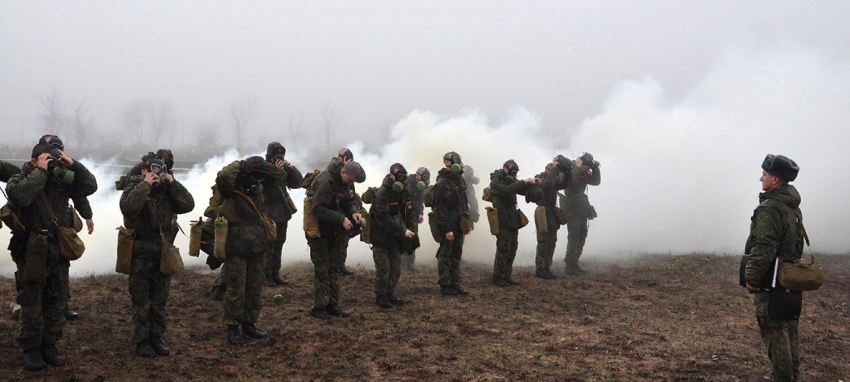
[534,165,572,232]
[564,160,601,218]
[406,175,426,217]
[744,184,803,288]
[6,160,97,234]
[310,159,359,238]
[0,160,21,183]
[216,160,284,256]
[488,169,529,229]
[262,162,303,223]
[370,174,417,248]
[203,185,224,219]
[433,168,469,235]
[120,175,194,254]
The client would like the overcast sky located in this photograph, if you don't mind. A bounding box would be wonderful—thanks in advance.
[2,0,849,149]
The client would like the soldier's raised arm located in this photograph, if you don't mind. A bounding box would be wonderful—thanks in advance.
[7,165,47,210]
[165,177,195,214]
[67,160,98,198]
[120,176,153,216]
[0,160,21,183]
[216,160,242,197]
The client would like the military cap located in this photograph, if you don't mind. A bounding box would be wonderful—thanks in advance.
[266,142,285,159]
[762,154,799,182]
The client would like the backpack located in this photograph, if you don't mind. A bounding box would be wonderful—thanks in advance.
[482,187,492,202]
[361,187,378,204]
[300,169,321,189]
[422,185,436,208]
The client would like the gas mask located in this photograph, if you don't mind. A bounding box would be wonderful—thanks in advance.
[417,181,427,190]
[444,152,463,173]
[50,164,75,185]
[392,172,407,193]
[247,173,265,195]
[147,158,167,187]
[416,168,430,190]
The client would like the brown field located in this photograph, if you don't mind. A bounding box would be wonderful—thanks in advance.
[1,254,848,381]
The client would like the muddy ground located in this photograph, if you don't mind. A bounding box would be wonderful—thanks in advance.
[1,254,848,381]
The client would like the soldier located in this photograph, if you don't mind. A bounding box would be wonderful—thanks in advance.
[401,167,429,273]
[154,149,181,245]
[744,154,803,382]
[434,151,471,296]
[532,158,573,279]
[370,164,418,308]
[333,148,360,276]
[562,152,601,276]
[216,156,284,344]
[306,159,365,319]
[1,160,23,316]
[462,165,481,226]
[489,160,538,287]
[262,142,303,287]
[119,157,194,357]
[7,142,97,371]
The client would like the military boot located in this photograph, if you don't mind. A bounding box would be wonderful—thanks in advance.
[150,336,170,356]
[508,279,520,285]
[535,270,549,279]
[272,274,289,286]
[210,285,225,301]
[388,294,407,306]
[311,308,332,319]
[564,265,582,276]
[227,325,246,345]
[64,308,80,321]
[545,270,558,279]
[493,279,510,287]
[41,345,64,367]
[575,266,588,274]
[263,275,277,287]
[340,265,354,276]
[242,323,268,339]
[136,339,156,357]
[326,304,351,317]
[23,347,45,371]
[440,285,458,296]
[451,284,469,295]
[375,295,392,309]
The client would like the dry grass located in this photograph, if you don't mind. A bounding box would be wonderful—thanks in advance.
[0,254,848,381]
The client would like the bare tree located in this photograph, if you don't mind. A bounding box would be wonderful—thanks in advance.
[36,85,67,137]
[71,99,96,149]
[149,101,175,148]
[195,121,219,149]
[255,129,269,149]
[320,104,343,151]
[230,97,257,149]
[288,109,305,147]
[121,102,151,144]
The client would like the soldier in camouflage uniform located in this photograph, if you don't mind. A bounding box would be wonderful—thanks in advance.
[120,158,195,357]
[434,152,470,296]
[744,154,804,382]
[532,158,573,279]
[563,152,601,275]
[306,159,364,319]
[462,165,480,227]
[262,142,303,287]
[333,148,361,276]
[489,160,538,287]
[216,156,285,344]
[370,164,418,308]
[7,143,97,371]
[401,167,429,272]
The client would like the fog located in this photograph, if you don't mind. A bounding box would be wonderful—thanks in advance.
[1,2,850,276]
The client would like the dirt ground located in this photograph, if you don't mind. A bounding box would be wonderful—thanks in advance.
[0,253,848,382]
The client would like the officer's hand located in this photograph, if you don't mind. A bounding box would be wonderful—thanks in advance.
[352,213,363,224]
[283,160,292,169]
[524,178,536,184]
[57,150,74,167]
[275,159,285,168]
[36,153,51,170]
[445,232,454,241]
[342,217,353,230]
[404,229,415,238]
[418,215,424,224]
[746,283,760,293]
[86,219,94,235]
[164,173,174,183]
[143,171,158,185]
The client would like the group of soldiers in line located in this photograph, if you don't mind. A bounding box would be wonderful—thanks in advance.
[0,137,604,370]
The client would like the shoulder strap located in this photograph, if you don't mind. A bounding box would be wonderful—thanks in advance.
[40,191,58,222]
[146,197,165,237]
[795,207,810,246]
[234,190,267,218]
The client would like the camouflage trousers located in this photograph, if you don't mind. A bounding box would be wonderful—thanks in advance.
[436,234,464,286]
[340,234,350,267]
[754,292,800,382]
[565,217,588,267]
[308,235,345,309]
[129,251,172,343]
[373,243,402,296]
[212,263,227,290]
[492,229,519,281]
[535,224,558,273]
[264,221,289,277]
[16,242,69,351]
[400,224,418,271]
[222,253,264,326]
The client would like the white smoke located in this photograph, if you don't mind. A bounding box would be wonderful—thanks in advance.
[2,43,849,277]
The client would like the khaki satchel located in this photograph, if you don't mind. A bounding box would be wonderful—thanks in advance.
[40,192,85,261]
[482,187,492,202]
[235,191,277,241]
[360,213,371,244]
[0,203,25,231]
[428,211,442,242]
[778,257,825,291]
[282,189,298,215]
[485,207,499,235]
[518,209,529,229]
[188,217,204,257]
[148,199,183,275]
[303,196,321,238]
[69,206,83,233]
[535,206,548,233]
[460,211,473,233]
[214,216,228,261]
[555,208,569,225]
[116,226,135,275]
[23,231,49,283]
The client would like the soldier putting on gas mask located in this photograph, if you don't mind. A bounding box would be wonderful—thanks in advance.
[530,158,572,279]
[370,164,418,308]
[401,167,429,273]
[488,160,539,287]
[562,152,601,276]
[433,152,471,296]
[120,157,195,357]
[261,142,303,287]
[7,142,97,371]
